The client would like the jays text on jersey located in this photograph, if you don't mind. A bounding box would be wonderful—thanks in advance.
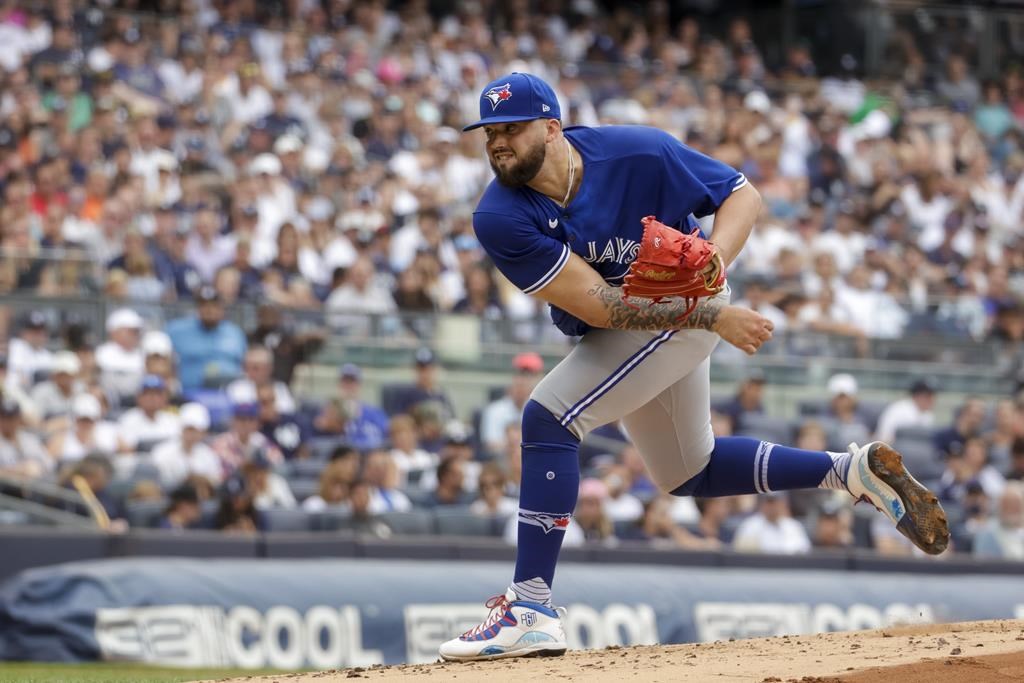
[472,125,747,336]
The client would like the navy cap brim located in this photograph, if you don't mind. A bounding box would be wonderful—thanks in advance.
[462,114,546,132]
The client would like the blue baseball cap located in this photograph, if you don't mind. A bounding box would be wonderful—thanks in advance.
[462,72,560,132]
[140,374,166,391]
[233,402,259,419]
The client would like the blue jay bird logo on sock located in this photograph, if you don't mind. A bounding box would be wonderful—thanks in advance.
[519,509,571,534]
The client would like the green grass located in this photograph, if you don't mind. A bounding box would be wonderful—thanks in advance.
[0,662,293,683]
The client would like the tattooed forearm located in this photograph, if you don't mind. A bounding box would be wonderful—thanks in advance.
[587,284,724,332]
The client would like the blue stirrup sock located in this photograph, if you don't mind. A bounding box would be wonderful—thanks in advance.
[671,436,851,497]
[511,399,580,606]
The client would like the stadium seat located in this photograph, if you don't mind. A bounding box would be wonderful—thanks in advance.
[379,510,434,536]
[851,509,874,549]
[857,400,889,433]
[613,519,639,538]
[106,477,137,503]
[134,439,162,455]
[434,507,494,537]
[181,389,235,430]
[736,413,793,445]
[470,408,483,452]
[132,459,161,482]
[289,478,320,502]
[202,374,235,390]
[314,509,354,532]
[0,510,30,526]
[125,499,167,529]
[288,459,326,479]
[892,438,944,482]
[199,499,220,529]
[894,425,937,443]
[798,400,826,417]
[307,436,347,461]
[380,384,411,416]
[264,508,313,532]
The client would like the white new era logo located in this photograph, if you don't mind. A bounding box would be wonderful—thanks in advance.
[542,104,551,112]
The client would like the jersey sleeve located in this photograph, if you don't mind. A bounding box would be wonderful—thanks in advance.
[473,211,570,295]
[660,133,747,217]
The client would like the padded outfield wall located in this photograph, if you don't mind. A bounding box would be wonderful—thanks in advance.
[2,555,1024,668]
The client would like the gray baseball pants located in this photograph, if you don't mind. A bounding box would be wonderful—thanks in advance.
[529,291,728,493]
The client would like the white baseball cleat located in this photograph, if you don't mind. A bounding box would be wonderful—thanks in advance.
[844,441,949,555]
[439,588,568,662]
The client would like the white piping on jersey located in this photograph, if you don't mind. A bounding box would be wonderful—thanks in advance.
[559,330,676,428]
[732,174,748,192]
[522,242,570,294]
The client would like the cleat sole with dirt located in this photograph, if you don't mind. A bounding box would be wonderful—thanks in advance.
[868,443,950,555]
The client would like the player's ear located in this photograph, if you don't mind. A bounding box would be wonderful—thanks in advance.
[545,118,561,143]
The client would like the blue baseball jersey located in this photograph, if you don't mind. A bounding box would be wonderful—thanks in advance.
[473,125,747,336]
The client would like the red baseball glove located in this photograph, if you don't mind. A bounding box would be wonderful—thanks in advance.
[622,215,726,318]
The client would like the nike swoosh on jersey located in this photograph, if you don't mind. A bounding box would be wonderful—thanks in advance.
[548,218,558,229]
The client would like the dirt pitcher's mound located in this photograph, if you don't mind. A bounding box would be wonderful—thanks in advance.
[197,619,1024,683]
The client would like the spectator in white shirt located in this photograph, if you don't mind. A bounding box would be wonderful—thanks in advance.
[973,483,1024,560]
[733,276,787,332]
[151,403,222,489]
[388,414,437,488]
[811,201,867,274]
[219,62,274,126]
[6,311,54,392]
[824,373,872,448]
[901,171,952,252]
[601,465,645,522]
[117,374,181,450]
[30,351,83,434]
[185,207,234,284]
[141,330,180,396]
[226,346,295,414]
[242,447,296,510]
[96,308,146,402]
[301,453,359,513]
[875,379,937,444]
[47,393,122,463]
[389,207,457,274]
[732,492,812,554]
[249,153,296,256]
[363,448,412,514]
[0,398,51,478]
[158,40,204,104]
[325,256,397,330]
[835,265,907,339]
[0,355,38,428]
[470,463,518,518]
[479,352,543,458]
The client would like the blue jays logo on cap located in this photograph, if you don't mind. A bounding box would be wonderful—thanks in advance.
[462,72,560,132]
[484,83,512,110]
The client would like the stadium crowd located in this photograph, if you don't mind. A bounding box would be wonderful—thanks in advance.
[0,1,1023,559]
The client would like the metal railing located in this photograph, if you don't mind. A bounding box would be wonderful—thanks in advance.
[0,473,103,529]
[0,291,1018,394]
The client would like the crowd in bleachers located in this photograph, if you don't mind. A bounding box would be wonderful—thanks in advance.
[1,2,1023,347]
[0,1,1023,559]
[0,297,1023,559]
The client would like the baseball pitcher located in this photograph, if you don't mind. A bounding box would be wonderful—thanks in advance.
[440,73,949,661]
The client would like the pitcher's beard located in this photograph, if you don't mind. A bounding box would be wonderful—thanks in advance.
[490,143,546,188]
